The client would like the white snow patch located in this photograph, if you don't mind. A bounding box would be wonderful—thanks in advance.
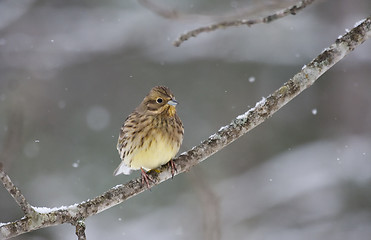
[209,133,216,139]
[0,221,11,227]
[354,18,366,27]
[321,47,330,54]
[179,151,188,156]
[218,125,228,132]
[112,184,123,189]
[256,97,267,107]
[209,133,222,140]
[33,206,66,214]
[236,112,247,120]
[32,203,79,214]
[236,97,266,120]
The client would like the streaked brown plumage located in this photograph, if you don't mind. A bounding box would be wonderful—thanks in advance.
[114,86,183,185]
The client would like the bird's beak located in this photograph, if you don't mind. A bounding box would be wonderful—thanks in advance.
[167,99,178,106]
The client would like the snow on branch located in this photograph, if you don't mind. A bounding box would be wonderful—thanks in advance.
[1,16,370,240]
[173,0,316,47]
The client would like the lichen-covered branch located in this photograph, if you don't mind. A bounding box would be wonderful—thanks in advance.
[75,220,87,240]
[173,0,315,47]
[0,166,35,216]
[1,16,370,240]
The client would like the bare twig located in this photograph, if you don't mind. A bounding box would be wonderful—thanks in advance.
[75,220,87,240]
[0,167,35,216]
[173,0,316,47]
[1,16,370,239]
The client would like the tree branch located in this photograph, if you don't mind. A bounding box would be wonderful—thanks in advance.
[0,165,35,216]
[75,220,87,240]
[173,0,316,47]
[1,16,370,239]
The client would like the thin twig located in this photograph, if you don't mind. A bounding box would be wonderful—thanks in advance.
[0,167,35,216]
[75,220,87,240]
[0,16,370,239]
[173,0,316,47]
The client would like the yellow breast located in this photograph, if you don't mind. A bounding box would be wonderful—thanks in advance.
[128,133,179,171]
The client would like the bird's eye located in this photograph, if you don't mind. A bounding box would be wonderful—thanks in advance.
[156,98,163,103]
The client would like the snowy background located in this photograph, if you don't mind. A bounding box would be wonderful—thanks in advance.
[0,0,371,239]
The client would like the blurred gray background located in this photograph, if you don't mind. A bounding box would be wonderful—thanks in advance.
[0,0,370,239]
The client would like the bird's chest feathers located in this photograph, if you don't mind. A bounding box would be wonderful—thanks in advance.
[130,132,178,170]
[166,106,176,117]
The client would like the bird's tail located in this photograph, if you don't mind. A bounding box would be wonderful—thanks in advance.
[113,162,132,176]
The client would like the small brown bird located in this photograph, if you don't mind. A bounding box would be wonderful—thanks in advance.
[114,86,184,187]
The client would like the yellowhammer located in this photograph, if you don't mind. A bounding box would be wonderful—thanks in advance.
[114,86,184,187]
